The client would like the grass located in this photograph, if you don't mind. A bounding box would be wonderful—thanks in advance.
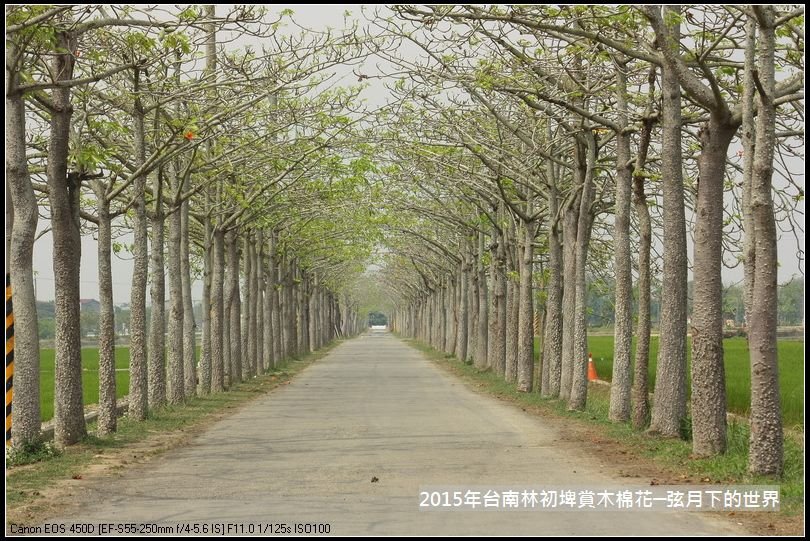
[39,347,132,422]
[553,336,804,428]
[38,346,205,422]
[39,335,803,428]
[7,342,336,521]
[409,337,804,521]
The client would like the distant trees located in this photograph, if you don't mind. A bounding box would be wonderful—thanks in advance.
[776,277,804,326]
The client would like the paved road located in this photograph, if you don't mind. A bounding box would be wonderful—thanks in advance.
[51,331,743,535]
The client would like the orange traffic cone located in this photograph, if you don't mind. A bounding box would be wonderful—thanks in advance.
[587,352,598,381]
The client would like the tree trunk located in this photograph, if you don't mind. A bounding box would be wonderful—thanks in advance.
[609,63,634,422]
[569,135,596,411]
[439,282,447,353]
[263,236,274,365]
[269,233,281,366]
[7,83,41,446]
[455,258,468,363]
[255,230,265,373]
[445,279,455,355]
[199,212,212,394]
[210,228,225,391]
[541,181,563,398]
[475,231,489,369]
[517,219,536,392]
[48,32,86,445]
[466,253,477,364]
[95,187,116,434]
[297,270,308,355]
[180,199,196,397]
[129,71,149,422]
[309,275,319,353]
[166,198,184,405]
[493,228,507,377]
[631,96,655,429]
[486,236,498,369]
[504,223,519,382]
[691,111,736,455]
[241,235,252,378]
[747,7,782,476]
[505,278,519,382]
[650,6,688,437]
[148,172,166,408]
[247,236,258,377]
[226,230,242,384]
[559,178,581,401]
[741,19,757,334]
[282,258,294,359]
[222,231,232,388]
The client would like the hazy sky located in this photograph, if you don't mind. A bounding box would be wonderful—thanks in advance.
[22,4,805,302]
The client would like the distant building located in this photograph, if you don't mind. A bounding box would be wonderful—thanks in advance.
[79,298,101,311]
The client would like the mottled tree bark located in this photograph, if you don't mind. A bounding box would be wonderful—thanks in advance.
[247,236,258,377]
[309,275,319,353]
[94,186,117,433]
[475,231,489,369]
[48,31,86,445]
[199,212,212,394]
[180,200,196,397]
[210,228,225,392]
[226,230,242,384]
[445,279,456,355]
[559,175,581,401]
[486,233,498,368]
[748,6,783,476]
[517,219,536,392]
[166,196,184,404]
[631,80,655,429]
[7,81,41,446]
[455,258,468,363]
[269,233,281,367]
[148,172,166,408]
[569,135,596,411]
[493,226,507,377]
[263,236,274,366]
[129,70,149,421]
[504,223,519,383]
[439,282,448,353]
[255,230,265,374]
[241,235,252,378]
[282,258,295,359]
[505,278,519,383]
[650,6,688,437]
[466,251,477,364]
[222,231,233,388]
[541,181,563,398]
[691,112,735,454]
[741,18,757,329]
[609,63,634,422]
[297,271,308,355]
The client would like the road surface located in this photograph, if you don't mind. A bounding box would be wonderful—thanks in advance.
[50,331,744,535]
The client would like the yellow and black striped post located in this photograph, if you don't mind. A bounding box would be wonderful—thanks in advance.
[6,273,13,446]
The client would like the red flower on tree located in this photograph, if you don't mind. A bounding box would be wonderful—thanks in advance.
[184,131,195,141]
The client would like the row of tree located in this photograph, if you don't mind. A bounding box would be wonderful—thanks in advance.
[31,272,804,340]
[375,5,803,476]
[6,6,376,449]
